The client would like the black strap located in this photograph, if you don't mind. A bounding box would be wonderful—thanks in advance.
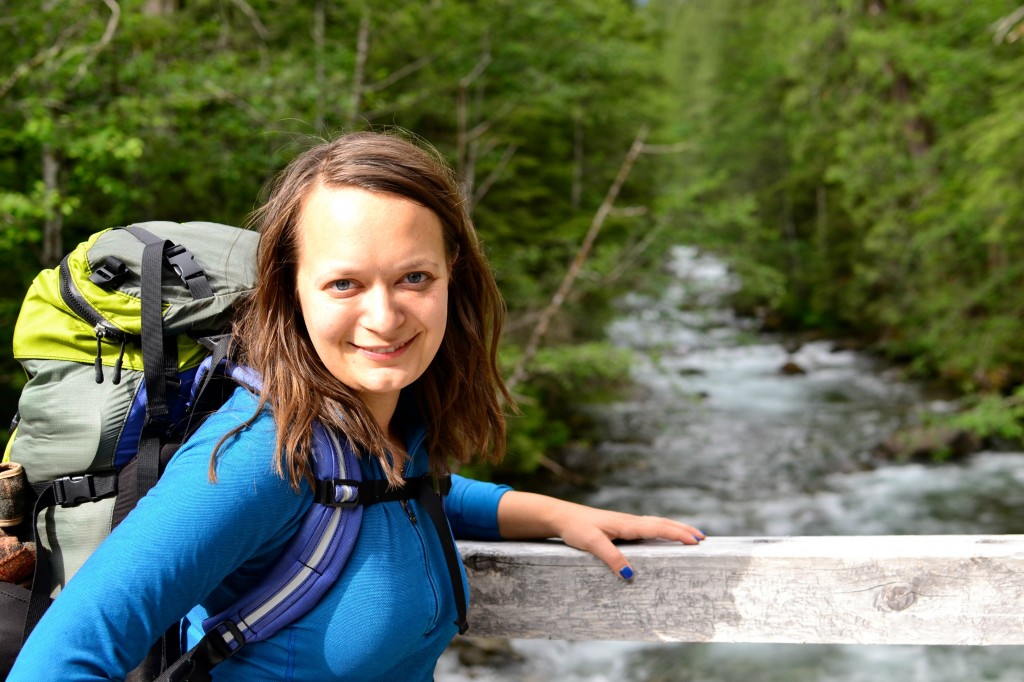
[107,440,166,531]
[126,624,182,682]
[414,480,469,634]
[139,237,171,420]
[22,473,119,642]
[124,226,214,300]
[313,474,452,507]
[153,620,243,682]
[135,432,164,514]
[136,233,182,505]
[23,488,56,642]
[48,473,118,507]
[126,226,210,424]
[192,336,233,405]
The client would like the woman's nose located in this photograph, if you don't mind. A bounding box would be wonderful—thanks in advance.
[360,285,404,333]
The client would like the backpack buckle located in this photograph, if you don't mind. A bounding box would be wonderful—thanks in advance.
[314,479,361,508]
[53,474,115,507]
[89,256,131,289]
[165,244,203,283]
[164,243,214,300]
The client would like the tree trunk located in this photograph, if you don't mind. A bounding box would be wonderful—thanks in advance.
[314,0,325,130]
[816,184,828,259]
[571,112,584,213]
[41,145,63,267]
[346,12,370,128]
[141,0,176,16]
[456,36,492,198]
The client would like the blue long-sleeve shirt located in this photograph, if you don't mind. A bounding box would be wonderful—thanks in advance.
[10,387,510,681]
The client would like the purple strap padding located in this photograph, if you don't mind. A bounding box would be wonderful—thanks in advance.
[195,360,363,645]
[115,366,199,468]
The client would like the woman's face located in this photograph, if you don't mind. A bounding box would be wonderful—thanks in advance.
[295,184,450,425]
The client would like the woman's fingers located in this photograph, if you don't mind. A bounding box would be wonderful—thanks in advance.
[573,532,635,579]
[563,513,707,580]
[610,513,706,544]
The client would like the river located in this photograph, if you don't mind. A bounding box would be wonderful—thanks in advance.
[438,246,1024,681]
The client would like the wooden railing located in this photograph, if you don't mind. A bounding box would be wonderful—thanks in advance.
[458,536,1024,645]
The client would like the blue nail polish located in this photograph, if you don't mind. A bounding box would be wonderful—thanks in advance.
[619,566,634,580]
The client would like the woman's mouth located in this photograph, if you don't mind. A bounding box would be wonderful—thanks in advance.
[355,336,415,360]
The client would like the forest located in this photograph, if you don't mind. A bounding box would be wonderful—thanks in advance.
[2,0,1023,476]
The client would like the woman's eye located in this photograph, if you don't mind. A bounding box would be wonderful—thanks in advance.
[331,279,354,292]
[404,272,429,285]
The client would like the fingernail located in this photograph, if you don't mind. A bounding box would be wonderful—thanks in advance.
[619,566,634,580]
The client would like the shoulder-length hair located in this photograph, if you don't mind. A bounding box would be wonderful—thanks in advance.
[231,131,511,489]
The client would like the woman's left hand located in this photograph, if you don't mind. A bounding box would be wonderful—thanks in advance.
[496,491,705,580]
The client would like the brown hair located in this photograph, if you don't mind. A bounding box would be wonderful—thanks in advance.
[228,131,510,489]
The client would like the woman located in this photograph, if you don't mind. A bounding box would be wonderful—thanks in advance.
[10,131,704,681]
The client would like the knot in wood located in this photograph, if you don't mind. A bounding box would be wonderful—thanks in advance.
[465,554,496,572]
[877,583,917,612]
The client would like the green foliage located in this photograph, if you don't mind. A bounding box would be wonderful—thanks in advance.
[726,258,788,319]
[466,342,634,480]
[949,386,1024,443]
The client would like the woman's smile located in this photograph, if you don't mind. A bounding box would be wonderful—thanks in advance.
[354,335,417,360]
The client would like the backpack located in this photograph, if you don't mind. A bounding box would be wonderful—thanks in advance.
[0,221,467,680]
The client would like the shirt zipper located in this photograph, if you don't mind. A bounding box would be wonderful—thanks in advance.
[400,499,417,525]
[396,427,428,527]
[396,442,443,631]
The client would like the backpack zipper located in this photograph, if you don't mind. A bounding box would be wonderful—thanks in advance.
[59,254,131,385]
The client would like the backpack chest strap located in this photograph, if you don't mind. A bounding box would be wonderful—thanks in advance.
[314,473,467,634]
[313,474,452,508]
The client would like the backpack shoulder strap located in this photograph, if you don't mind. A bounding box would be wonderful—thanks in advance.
[156,357,466,682]
[155,419,363,682]
[155,354,364,680]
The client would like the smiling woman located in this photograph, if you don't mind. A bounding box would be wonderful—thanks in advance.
[9,130,705,682]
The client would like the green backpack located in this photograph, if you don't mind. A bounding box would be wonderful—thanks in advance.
[2,221,258,624]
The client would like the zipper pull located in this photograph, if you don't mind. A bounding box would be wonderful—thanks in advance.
[112,336,127,385]
[94,326,105,384]
[401,499,417,525]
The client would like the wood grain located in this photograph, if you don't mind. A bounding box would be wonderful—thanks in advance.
[459,536,1024,644]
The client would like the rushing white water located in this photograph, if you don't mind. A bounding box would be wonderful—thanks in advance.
[438,246,1024,681]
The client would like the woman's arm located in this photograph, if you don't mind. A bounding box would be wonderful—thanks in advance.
[497,491,705,580]
[443,474,511,540]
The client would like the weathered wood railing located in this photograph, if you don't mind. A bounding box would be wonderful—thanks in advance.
[459,536,1024,645]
